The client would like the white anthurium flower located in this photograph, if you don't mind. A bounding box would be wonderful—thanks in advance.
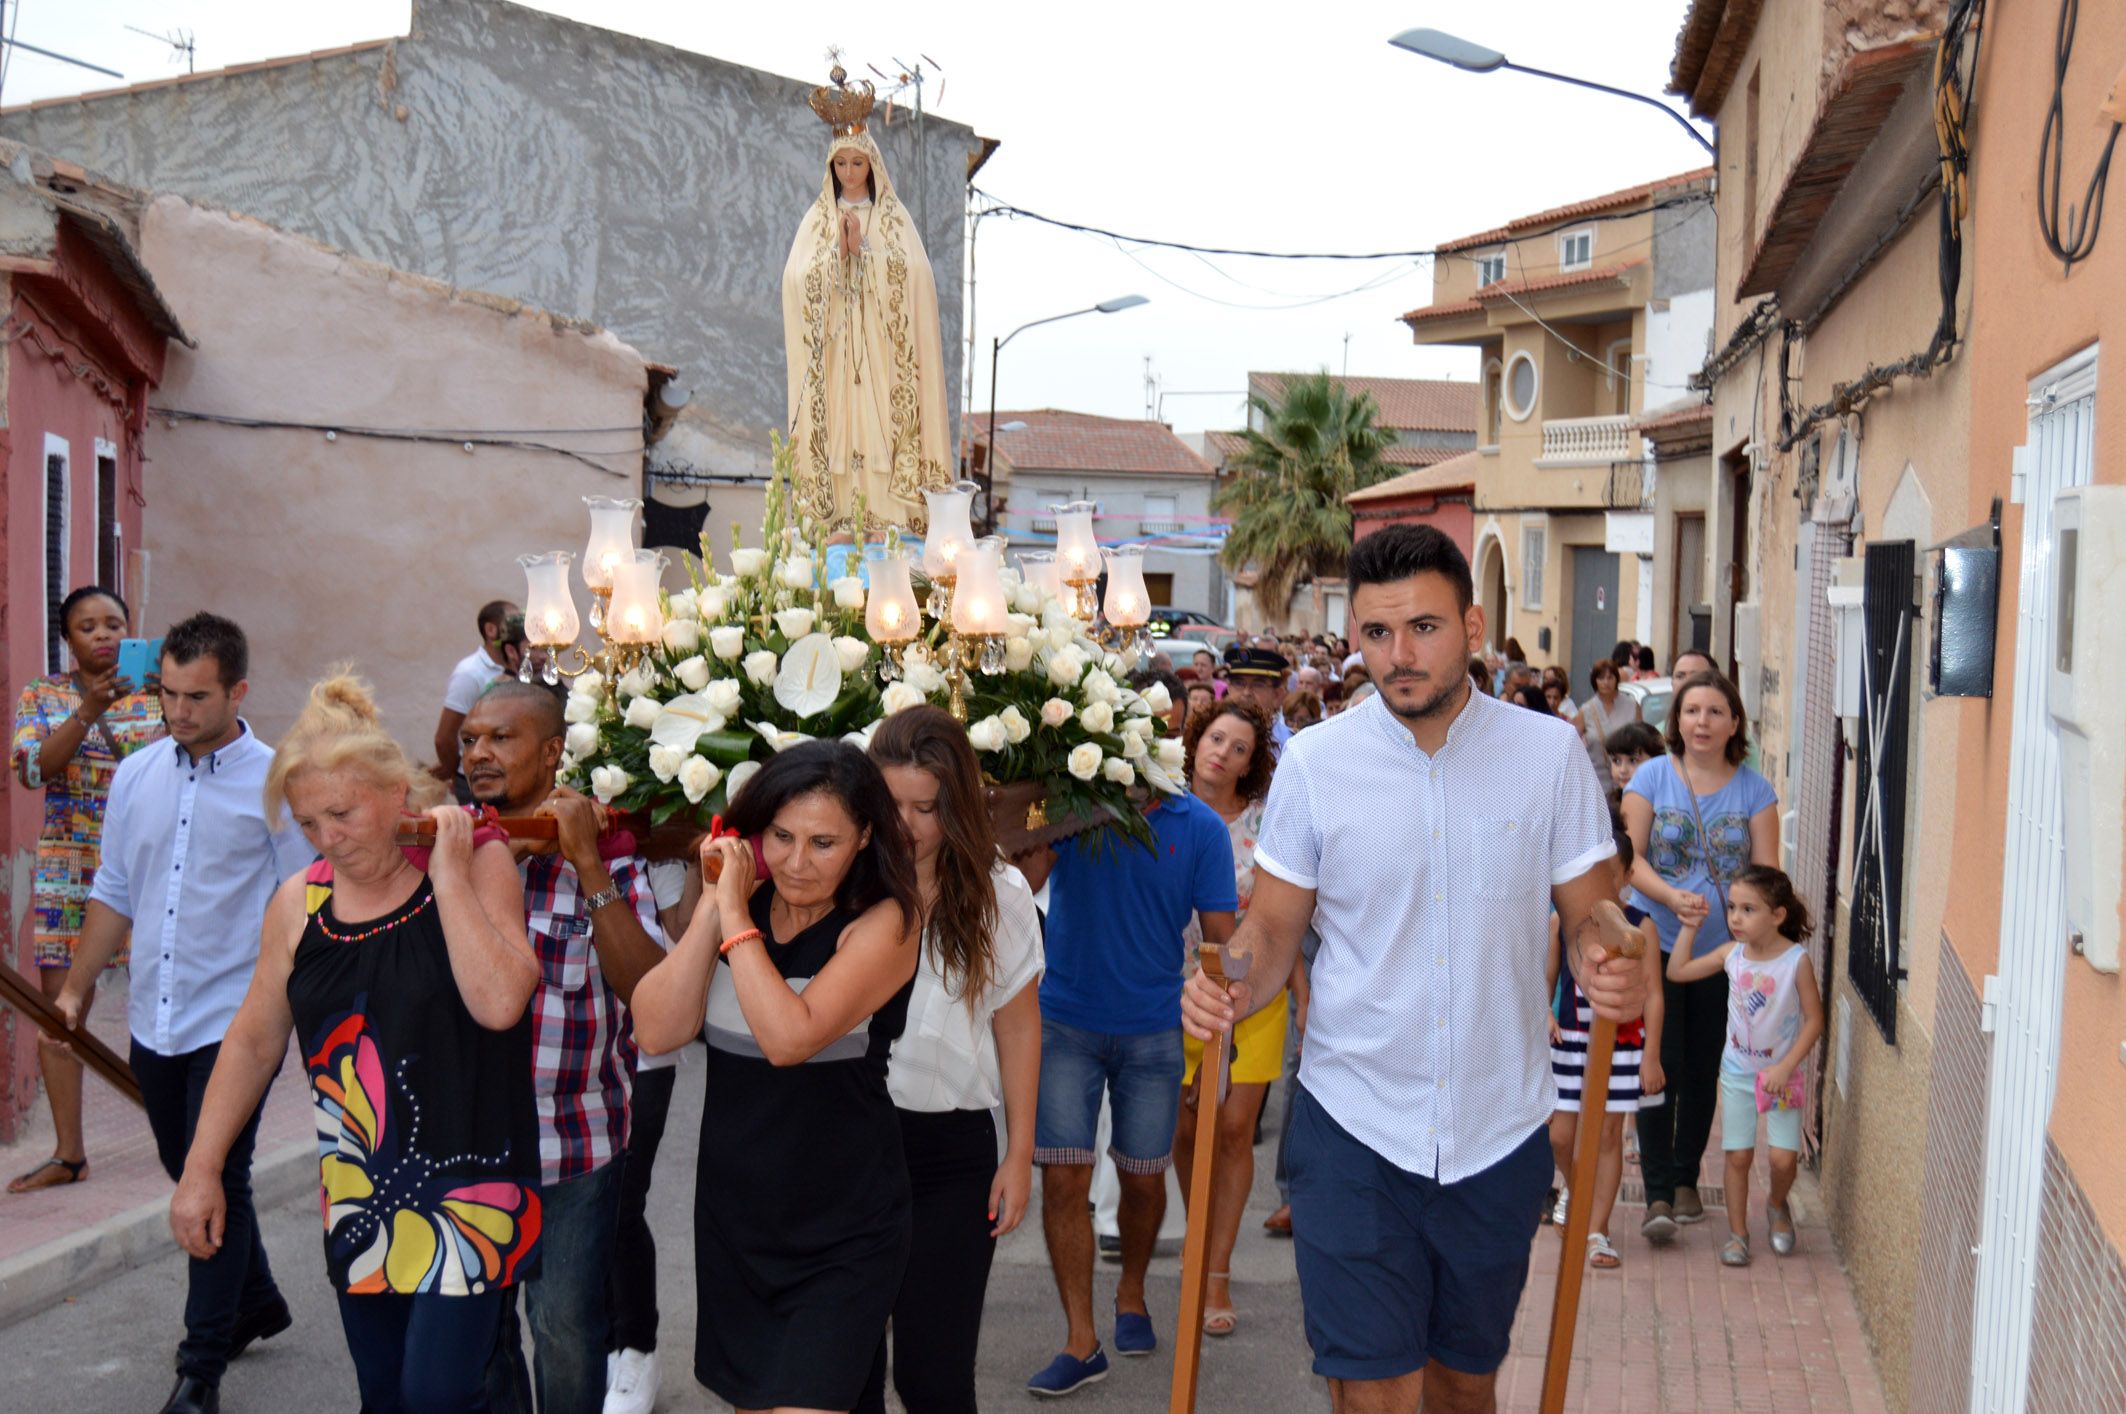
[1079,700,1116,734]
[704,679,743,716]
[772,606,815,640]
[730,548,769,578]
[1155,737,1186,773]
[565,722,599,758]
[649,694,726,751]
[1040,697,1074,728]
[677,755,721,804]
[564,692,600,725]
[1004,637,1035,671]
[618,664,656,700]
[1121,729,1148,759]
[623,695,663,730]
[1081,668,1120,704]
[777,556,816,592]
[667,588,699,621]
[841,721,880,750]
[1141,681,1172,715]
[904,657,945,694]
[999,705,1032,744]
[1141,755,1183,795]
[662,618,701,653]
[743,649,779,687]
[589,765,631,803]
[725,759,761,803]
[673,655,712,692]
[881,681,927,715]
[830,576,866,611]
[967,716,1008,752]
[773,633,842,719]
[833,635,870,673]
[1103,756,1136,786]
[698,584,730,620]
[709,625,745,661]
[751,720,814,753]
[1066,743,1103,781]
[647,744,686,783]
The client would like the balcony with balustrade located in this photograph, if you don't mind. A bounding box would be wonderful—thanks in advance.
[1534,414,1640,468]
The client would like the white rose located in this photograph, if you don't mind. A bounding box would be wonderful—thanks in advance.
[1122,715,1155,741]
[574,668,604,698]
[1067,743,1103,781]
[830,576,866,611]
[904,657,945,694]
[589,765,631,803]
[564,692,600,725]
[705,679,743,716]
[672,655,712,692]
[1046,647,1086,689]
[662,618,700,653]
[698,584,729,620]
[677,755,721,804]
[772,606,815,640]
[1142,681,1172,715]
[730,548,768,578]
[1013,582,1044,615]
[1079,700,1115,735]
[565,722,599,758]
[1103,757,1136,786]
[1082,668,1120,704]
[1155,737,1186,772]
[999,705,1031,744]
[833,635,869,673]
[1040,697,1074,728]
[667,588,699,621]
[623,695,663,730]
[1121,729,1148,759]
[777,556,816,592]
[618,665,655,700]
[881,681,926,715]
[647,744,685,783]
[841,721,879,750]
[725,759,761,803]
[1004,636,1034,671]
[1046,623,1076,652]
[743,649,779,687]
[1041,600,1076,632]
[709,625,745,661]
[967,715,1008,752]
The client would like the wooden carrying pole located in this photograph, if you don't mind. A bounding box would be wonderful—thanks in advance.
[0,960,144,1109]
[1169,948,1229,1414]
[1539,901,1647,1414]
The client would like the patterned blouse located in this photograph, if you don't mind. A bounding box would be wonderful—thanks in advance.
[11,677,163,967]
[1184,797,1272,976]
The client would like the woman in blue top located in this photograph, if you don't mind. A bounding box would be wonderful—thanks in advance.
[1621,670,1779,1241]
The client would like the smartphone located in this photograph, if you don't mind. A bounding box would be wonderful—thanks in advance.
[115,637,163,693]
[704,834,770,883]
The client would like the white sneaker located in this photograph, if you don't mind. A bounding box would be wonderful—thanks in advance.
[604,1348,660,1414]
[605,1351,618,1392]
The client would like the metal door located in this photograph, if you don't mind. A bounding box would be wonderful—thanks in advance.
[1968,345,2096,1412]
[1568,547,1618,697]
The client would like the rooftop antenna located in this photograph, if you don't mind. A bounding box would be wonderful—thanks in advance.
[124,24,196,74]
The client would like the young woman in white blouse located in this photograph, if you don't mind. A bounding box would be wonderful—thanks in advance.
[857,705,1043,1414]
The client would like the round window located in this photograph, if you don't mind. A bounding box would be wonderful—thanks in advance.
[1505,352,1539,422]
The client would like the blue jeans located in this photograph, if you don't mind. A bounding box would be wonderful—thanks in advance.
[340,1287,509,1413]
[1033,1018,1183,1172]
[486,1159,625,1414]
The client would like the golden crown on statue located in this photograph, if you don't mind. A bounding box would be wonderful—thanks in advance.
[808,62,876,136]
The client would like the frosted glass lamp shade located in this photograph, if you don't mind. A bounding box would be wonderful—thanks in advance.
[951,537,1009,636]
[582,496,642,590]
[1102,546,1152,627]
[865,552,920,643]
[518,552,580,646]
[605,549,667,644]
[922,481,980,580]
[1053,502,1101,584]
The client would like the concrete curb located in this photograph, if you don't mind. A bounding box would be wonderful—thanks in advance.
[0,1139,315,1332]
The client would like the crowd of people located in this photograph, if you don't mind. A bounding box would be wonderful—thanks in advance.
[9,529,1827,1414]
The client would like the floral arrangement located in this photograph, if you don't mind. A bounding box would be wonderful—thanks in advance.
[560,439,1184,844]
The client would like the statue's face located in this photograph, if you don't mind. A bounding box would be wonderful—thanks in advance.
[833,149,872,199]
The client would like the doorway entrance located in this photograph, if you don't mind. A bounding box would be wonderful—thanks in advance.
[1480,537,1507,650]
[1568,546,1619,697]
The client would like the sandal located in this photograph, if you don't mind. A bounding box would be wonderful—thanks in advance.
[1719,1233,1752,1267]
[1202,1272,1237,1337]
[7,1156,88,1194]
[1587,1232,1621,1268]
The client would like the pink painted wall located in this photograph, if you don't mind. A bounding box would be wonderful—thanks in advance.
[1352,495,1475,561]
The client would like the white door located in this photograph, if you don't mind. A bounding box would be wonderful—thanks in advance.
[1967,345,2097,1413]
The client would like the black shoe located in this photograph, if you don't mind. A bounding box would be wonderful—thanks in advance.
[1096,1232,1122,1262]
[158,1375,219,1414]
[227,1296,293,1361]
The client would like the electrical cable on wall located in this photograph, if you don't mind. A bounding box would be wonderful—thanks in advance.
[2036,0,2119,273]
[147,407,643,475]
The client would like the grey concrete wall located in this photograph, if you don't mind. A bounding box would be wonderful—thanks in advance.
[1653,195,1717,299]
[0,0,979,494]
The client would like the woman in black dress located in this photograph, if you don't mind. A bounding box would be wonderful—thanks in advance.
[630,740,922,1414]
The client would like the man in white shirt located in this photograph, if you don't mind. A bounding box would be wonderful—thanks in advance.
[431,599,517,789]
[58,613,313,1414]
[1183,525,1644,1414]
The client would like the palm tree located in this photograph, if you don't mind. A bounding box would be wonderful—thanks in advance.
[1215,373,1396,629]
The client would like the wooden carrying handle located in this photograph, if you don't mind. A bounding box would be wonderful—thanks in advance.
[0,960,143,1109]
[1170,949,1229,1414]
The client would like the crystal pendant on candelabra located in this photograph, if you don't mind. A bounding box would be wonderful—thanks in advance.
[517,657,535,684]
[588,592,607,636]
[928,578,953,623]
[541,655,561,688]
[979,637,1006,674]
[878,649,900,682]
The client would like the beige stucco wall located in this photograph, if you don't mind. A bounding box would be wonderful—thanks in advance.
[137,196,648,752]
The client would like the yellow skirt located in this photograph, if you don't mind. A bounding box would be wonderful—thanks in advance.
[1183,990,1289,1086]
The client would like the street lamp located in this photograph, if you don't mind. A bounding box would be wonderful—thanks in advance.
[1389,28,1714,155]
[981,294,1149,533]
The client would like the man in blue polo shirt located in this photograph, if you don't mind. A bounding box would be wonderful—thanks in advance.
[1019,794,1236,1397]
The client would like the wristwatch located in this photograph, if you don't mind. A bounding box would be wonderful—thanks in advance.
[583,886,624,914]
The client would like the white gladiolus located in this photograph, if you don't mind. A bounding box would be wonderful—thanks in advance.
[777,556,816,592]
[677,755,721,804]
[1103,757,1136,786]
[1004,637,1034,671]
[1141,681,1172,715]
[1067,743,1103,781]
[772,607,815,640]
[649,695,726,751]
[704,679,743,716]
[565,722,599,758]
[967,716,1008,752]
[667,588,699,621]
[564,692,600,725]
[1155,737,1186,772]
[673,655,712,692]
[833,636,869,673]
[623,695,663,729]
[730,548,769,577]
[725,759,761,803]
[662,619,700,653]
[999,705,1032,744]
[707,627,744,661]
[589,765,631,803]
[743,650,779,686]
[881,681,926,715]
[1040,697,1074,728]
[698,584,729,620]
[647,744,685,783]
[1079,700,1115,734]
[830,576,866,611]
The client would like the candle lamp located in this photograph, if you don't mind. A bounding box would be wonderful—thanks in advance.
[922,480,979,621]
[1017,551,1059,605]
[516,552,580,685]
[1100,545,1156,660]
[1052,501,1101,619]
[864,548,922,680]
[942,536,1008,719]
[582,495,642,633]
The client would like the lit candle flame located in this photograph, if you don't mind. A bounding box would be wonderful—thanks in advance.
[544,610,565,632]
[882,602,903,628]
[625,608,645,630]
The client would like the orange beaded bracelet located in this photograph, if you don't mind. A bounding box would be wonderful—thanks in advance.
[719,927,764,957]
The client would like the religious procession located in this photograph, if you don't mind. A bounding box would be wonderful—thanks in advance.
[2,3,2122,1413]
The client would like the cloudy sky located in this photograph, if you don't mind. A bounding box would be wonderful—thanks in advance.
[11,1,1710,436]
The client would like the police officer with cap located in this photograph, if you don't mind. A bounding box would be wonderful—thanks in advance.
[1223,644,1292,756]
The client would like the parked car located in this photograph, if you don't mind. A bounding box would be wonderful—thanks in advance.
[1147,607,1222,633]
[1620,675,1674,729]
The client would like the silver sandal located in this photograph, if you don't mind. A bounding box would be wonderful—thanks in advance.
[1720,1233,1752,1267]
[1768,1204,1797,1256]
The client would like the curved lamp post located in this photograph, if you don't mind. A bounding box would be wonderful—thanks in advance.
[982,294,1149,533]
[1389,28,1714,155]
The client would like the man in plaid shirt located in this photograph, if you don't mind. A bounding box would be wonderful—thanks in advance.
[461,682,669,1414]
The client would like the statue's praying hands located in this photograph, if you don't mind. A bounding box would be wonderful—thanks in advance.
[840,208,864,260]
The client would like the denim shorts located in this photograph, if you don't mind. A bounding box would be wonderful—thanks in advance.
[1033,1018,1183,1173]
[1287,1086,1551,1380]
[1720,1069,1802,1152]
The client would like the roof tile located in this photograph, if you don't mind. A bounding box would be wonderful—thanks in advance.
[1437,168,1714,252]
[969,410,1213,477]
[1347,450,1482,502]
[1402,258,1646,323]
[1247,373,1478,433]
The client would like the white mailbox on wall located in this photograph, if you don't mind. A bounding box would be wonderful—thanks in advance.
[2049,485,2126,973]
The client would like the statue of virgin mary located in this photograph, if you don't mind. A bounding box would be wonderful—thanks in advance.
[781,68,953,534]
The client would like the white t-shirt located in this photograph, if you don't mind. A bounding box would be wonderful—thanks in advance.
[443,646,508,715]
[887,860,1044,1113]
[635,859,691,1072]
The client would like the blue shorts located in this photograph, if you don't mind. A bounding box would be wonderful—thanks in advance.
[1287,1086,1551,1380]
[1033,1018,1183,1174]
[1721,1069,1803,1152]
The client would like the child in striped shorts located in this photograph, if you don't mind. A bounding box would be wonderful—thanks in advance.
[1545,825,1666,1267]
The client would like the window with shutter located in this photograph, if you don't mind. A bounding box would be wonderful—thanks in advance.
[45,446,69,673]
[1520,525,1546,609]
[98,453,120,593]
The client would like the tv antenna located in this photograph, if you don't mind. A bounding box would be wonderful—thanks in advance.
[125,24,195,74]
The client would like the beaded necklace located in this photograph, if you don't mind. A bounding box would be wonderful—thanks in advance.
[315,889,434,944]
